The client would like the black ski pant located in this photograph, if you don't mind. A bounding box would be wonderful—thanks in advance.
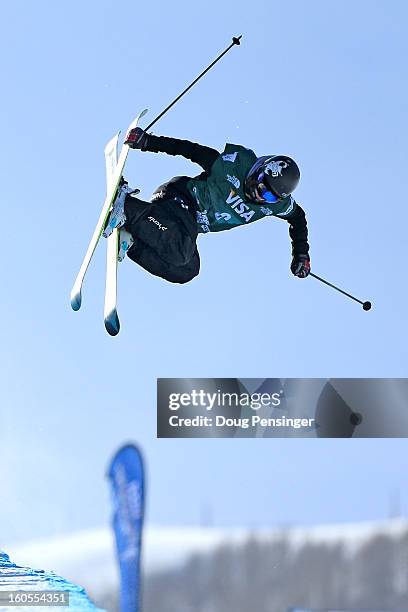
[124,187,200,284]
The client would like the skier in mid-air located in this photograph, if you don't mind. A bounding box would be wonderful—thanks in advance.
[104,128,311,284]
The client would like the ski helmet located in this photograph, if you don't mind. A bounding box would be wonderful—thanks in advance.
[245,155,300,204]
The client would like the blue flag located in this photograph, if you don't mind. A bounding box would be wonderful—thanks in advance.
[107,444,145,612]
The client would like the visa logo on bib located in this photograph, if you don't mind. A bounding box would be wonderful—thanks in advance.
[225,190,255,222]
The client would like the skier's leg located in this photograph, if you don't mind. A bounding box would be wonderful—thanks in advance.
[127,239,200,284]
[124,194,198,267]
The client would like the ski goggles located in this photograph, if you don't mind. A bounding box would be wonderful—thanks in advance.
[257,176,282,204]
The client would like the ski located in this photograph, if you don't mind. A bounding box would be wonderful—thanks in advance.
[104,227,120,335]
[103,136,121,336]
[70,108,148,316]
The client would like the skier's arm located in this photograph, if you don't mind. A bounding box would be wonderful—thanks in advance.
[285,204,309,256]
[144,134,219,172]
[285,204,311,278]
[125,127,219,171]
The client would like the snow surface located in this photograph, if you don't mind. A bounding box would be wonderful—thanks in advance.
[0,551,105,611]
[5,519,408,599]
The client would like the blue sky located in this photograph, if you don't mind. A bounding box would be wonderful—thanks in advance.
[1,0,408,544]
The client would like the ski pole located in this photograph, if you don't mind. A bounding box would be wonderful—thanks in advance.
[310,272,372,311]
[144,36,242,132]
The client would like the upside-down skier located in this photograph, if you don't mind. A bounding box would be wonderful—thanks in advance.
[103,128,311,284]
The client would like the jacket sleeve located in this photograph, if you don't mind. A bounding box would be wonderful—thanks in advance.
[144,134,219,172]
[285,204,310,256]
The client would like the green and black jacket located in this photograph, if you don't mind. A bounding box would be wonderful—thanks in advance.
[143,134,309,256]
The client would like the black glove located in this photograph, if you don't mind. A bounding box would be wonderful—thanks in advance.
[291,254,311,278]
[125,127,149,150]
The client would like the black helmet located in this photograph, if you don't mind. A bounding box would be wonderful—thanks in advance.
[245,155,300,204]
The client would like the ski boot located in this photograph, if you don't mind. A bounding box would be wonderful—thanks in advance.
[103,178,140,239]
[117,228,134,262]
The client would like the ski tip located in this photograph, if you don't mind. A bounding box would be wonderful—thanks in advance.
[104,310,120,336]
[70,290,82,311]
